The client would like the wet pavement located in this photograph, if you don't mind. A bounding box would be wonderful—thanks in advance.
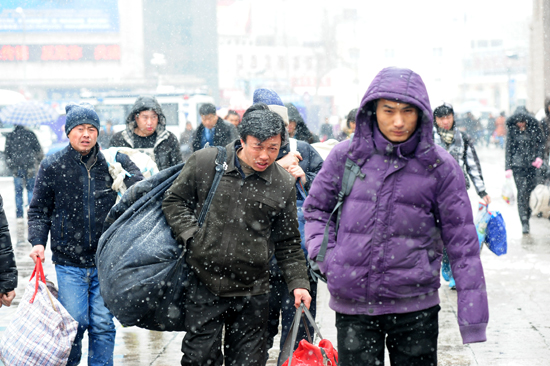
[1,144,550,365]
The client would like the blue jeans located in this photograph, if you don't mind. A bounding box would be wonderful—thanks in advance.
[14,169,35,218]
[55,265,116,366]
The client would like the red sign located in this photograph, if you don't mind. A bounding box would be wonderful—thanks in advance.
[0,45,29,61]
[0,44,120,62]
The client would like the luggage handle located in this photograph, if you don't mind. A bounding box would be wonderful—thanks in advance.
[279,303,338,366]
[29,260,58,312]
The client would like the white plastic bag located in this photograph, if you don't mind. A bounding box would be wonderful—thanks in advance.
[501,176,516,205]
[0,261,78,366]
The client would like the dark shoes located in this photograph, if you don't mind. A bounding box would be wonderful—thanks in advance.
[522,222,530,234]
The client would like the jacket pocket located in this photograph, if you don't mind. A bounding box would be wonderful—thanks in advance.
[247,196,282,234]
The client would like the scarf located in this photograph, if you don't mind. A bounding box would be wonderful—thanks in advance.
[437,126,455,145]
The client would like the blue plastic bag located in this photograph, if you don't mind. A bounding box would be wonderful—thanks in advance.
[474,203,492,247]
[485,211,507,256]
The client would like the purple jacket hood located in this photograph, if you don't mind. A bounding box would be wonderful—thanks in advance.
[349,67,440,167]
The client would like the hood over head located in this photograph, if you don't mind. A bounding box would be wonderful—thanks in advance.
[351,67,437,167]
[125,96,167,134]
[506,106,539,131]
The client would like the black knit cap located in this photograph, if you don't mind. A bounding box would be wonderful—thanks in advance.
[65,103,101,136]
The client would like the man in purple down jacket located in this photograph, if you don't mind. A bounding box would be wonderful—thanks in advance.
[304,67,488,365]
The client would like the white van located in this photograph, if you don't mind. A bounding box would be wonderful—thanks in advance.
[81,92,215,139]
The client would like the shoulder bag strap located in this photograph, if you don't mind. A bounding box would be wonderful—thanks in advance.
[317,157,365,262]
[197,146,227,227]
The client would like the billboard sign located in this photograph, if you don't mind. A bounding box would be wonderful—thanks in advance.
[0,0,119,33]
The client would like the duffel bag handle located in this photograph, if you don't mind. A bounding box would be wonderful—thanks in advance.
[279,302,336,366]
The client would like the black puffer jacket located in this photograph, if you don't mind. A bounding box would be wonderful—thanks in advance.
[110,96,182,171]
[191,117,239,152]
[0,194,17,294]
[4,125,43,176]
[277,138,323,193]
[505,107,545,170]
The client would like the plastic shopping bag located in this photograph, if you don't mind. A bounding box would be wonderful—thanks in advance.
[485,211,507,256]
[474,203,492,247]
[0,260,78,366]
[502,176,516,205]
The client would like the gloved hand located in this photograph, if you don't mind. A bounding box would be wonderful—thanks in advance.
[505,169,513,179]
[532,157,543,169]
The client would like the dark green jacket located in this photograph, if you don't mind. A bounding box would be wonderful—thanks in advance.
[162,141,310,297]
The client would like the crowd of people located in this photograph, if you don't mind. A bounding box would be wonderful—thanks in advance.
[1,66,550,365]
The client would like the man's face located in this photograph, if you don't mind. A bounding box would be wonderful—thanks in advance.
[517,121,526,131]
[68,124,98,155]
[134,110,159,137]
[435,114,454,130]
[227,114,240,127]
[239,134,281,172]
[288,121,297,136]
[375,99,418,143]
[349,121,356,132]
[201,113,218,129]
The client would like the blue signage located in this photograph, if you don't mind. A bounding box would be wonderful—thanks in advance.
[0,0,119,32]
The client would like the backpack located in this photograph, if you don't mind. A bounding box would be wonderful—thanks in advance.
[96,146,226,331]
[310,136,364,282]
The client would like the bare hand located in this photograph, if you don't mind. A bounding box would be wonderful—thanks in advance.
[286,164,306,184]
[30,245,46,264]
[277,151,302,170]
[482,195,491,205]
[1,291,16,307]
[293,288,312,309]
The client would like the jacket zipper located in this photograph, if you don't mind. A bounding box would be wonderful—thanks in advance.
[81,156,97,248]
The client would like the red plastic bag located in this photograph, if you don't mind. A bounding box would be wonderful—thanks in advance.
[279,303,338,366]
[282,338,338,366]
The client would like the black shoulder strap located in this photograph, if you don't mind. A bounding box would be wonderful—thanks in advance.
[317,135,364,262]
[197,146,227,227]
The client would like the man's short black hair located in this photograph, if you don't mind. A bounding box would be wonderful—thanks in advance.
[225,110,240,119]
[199,103,217,116]
[433,103,454,118]
[346,108,358,129]
[238,103,285,144]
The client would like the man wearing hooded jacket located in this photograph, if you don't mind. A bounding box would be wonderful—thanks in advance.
[304,67,488,365]
[110,96,182,171]
[505,106,545,234]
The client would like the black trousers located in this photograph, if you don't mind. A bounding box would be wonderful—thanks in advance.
[336,305,440,366]
[512,167,537,224]
[181,272,269,366]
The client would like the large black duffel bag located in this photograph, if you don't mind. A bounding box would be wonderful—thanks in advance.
[96,147,226,331]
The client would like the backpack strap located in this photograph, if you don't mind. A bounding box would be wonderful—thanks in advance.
[317,134,364,262]
[197,146,227,227]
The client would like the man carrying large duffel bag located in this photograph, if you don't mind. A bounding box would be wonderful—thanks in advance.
[162,104,311,366]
